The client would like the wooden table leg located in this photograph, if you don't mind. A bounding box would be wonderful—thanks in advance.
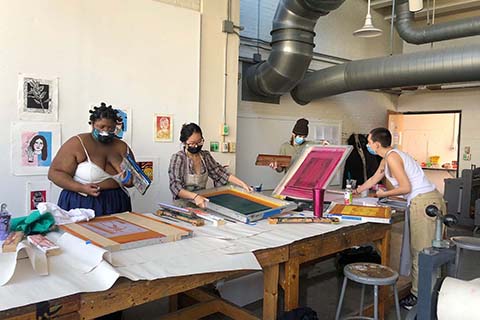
[169,294,178,312]
[375,229,392,320]
[263,264,279,320]
[284,258,300,312]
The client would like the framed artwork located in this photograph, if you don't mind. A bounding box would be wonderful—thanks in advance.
[17,74,59,121]
[26,181,51,211]
[11,122,61,175]
[115,107,132,145]
[154,114,173,142]
[135,157,158,182]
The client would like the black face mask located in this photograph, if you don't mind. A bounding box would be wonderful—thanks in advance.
[92,129,115,144]
[187,145,202,154]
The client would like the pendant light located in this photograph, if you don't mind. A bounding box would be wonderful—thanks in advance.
[409,0,423,12]
[353,0,383,38]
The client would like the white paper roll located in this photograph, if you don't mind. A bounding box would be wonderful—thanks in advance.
[437,277,480,319]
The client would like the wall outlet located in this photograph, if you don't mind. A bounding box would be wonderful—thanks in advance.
[228,142,236,153]
[221,124,229,136]
[463,153,471,161]
[221,142,229,153]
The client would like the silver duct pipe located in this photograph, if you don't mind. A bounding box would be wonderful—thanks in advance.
[291,44,480,105]
[245,0,345,97]
[396,0,480,44]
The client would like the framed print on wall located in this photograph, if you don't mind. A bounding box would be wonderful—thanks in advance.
[154,114,173,142]
[26,181,52,211]
[11,122,61,176]
[17,74,59,121]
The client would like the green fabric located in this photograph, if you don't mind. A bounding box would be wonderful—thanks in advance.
[208,194,271,215]
[9,210,56,235]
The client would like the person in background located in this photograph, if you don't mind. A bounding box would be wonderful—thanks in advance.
[48,103,134,216]
[355,127,446,310]
[270,118,310,173]
[169,123,252,209]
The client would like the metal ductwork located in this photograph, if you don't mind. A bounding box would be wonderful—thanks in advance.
[396,0,480,44]
[291,44,480,105]
[245,0,346,97]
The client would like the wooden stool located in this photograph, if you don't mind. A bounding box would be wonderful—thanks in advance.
[451,236,480,277]
[335,263,401,320]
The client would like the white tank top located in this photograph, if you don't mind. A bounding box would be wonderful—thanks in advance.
[384,149,435,203]
[73,136,113,184]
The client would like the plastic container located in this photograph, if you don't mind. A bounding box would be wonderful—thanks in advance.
[0,203,11,241]
[429,155,440,166]
[344,184,353,205]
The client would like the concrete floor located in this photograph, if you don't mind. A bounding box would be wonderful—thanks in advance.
[124,224,480,320]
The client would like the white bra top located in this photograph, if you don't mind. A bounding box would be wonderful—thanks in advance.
[73,136,113,184]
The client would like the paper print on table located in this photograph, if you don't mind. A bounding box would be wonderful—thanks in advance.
[18,74,59,121]
[26,181,51,211]
[12,122,61,175]
[115,107,132,144]
[154,114,173,142]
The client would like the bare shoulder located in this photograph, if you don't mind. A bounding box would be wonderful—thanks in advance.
[113,139,129,156]
[386,151,404,168]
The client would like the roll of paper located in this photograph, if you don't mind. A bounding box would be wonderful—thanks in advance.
[437,277,480,319]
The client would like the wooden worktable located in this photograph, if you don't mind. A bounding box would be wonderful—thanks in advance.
[0,222,391,320]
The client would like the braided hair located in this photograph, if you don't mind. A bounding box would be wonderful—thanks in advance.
[88,102,122,125]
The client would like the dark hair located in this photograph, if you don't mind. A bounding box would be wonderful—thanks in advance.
[89,102,121,125]
[369,127,392,147]
[29,135,48,161]
[180,123,203,143]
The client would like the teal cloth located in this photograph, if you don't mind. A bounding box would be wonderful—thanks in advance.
[9,210,56,235]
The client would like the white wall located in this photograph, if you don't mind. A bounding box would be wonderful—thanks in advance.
[0,0,200,216]
[397,89,480,172]
[391,113,458,165]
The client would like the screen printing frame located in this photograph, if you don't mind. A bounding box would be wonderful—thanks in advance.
[273,145,353,201]
[197,185,297,223]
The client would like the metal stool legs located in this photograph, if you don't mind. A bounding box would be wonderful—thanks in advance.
[335,279,401,320]
[455,246,461,277]
[335,276,348,320]
[393,284,401,320]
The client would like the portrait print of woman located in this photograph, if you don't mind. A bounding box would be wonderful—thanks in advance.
[23,132,52,167]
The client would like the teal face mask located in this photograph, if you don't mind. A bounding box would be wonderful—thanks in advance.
[294,136,305,145]
[92,128,115,144]
[366,144,377,155]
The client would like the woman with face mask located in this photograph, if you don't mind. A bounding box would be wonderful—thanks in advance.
[355,127,446,311]
[48,103,135,216]
[270,118,310,173]
[168,123,252,209]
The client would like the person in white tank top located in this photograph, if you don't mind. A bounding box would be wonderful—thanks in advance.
[355,127,446,310]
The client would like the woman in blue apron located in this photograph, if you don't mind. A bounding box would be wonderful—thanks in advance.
[168,123,252,208]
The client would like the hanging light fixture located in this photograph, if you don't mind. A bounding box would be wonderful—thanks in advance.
[409,0,423,12]
[353,0,383,38]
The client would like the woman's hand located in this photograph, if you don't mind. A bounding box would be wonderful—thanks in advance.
[193,194,209,209]
[239,182,253,192]
[376,189,387,198]
[269,161,278,170]
[81,183,101,197]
